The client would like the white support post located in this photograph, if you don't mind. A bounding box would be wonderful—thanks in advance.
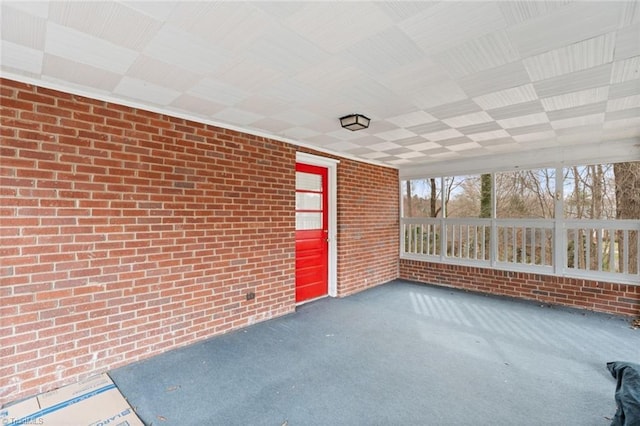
[554,167,565,275]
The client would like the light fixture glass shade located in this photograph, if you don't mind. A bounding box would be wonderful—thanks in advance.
[340,114,370,131]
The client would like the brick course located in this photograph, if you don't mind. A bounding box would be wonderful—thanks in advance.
[0,78,400,404]
[400,259,640,317]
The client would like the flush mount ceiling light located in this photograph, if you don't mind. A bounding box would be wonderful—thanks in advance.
[339,114,370,131]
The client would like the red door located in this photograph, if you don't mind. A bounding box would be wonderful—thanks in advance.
[295,163,328,303]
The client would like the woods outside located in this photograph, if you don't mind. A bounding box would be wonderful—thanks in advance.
[403,161,640,275]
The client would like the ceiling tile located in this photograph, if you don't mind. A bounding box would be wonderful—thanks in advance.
[540,87,609,111]
[387,111,437,128]
[614,23,640,61]
[507,2,623,57]
[606,95,640,112]
[143,25,229,75]
[433,30,519,79]
[487,100,545,120]
[1,4,47,50]
[1,40,42,75]
[467,129,511,142]
[472,84,537,110]
[1,1,49,18]
[512,130,556,143]
[114,77,181,106]
[545,101,607,122]
[605,107,640,122]
[457,121,502,135]
[446,142,483,152]
[49,2,161,50]
[611,56,640,83]
[346,27,425,75]
[497,112,549,129]
[374,128,419,141]
[442,111,493,128]
[408,121,451,135]
[400,2,505,54]
[506,123,553,136]
[212,108,266,126]
[498,1,572,26]
[429,99,482,120]
[407,142,442,151]
[281,126,322,140]
[608,79,640,99]
[396,151,428,159]
[127,55,202,93]
[284,3,394,54]
[522,33,615,81]
[550,113,605,130]
[188,78,249,106]
[121,1,177,21]
[458,61,532,98]
[45,22,138,74]
[422,129,464,142]
[368,141,403,151]
[169,94,225,117]
[533,63,612,98]
[42,54,120,92]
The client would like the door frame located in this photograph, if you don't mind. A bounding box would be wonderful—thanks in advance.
[296,152,339,297]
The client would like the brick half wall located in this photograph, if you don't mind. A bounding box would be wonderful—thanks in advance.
[400,259,640,317]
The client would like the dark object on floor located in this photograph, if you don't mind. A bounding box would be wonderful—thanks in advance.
[607,361,640,426]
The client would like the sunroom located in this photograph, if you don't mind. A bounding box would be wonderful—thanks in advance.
[1,0,639,412]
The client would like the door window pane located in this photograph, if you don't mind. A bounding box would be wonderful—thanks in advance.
[296,192,321,210]
[296,172,322,191]
[296,212,322,230]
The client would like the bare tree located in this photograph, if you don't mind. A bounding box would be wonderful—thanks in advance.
[614,161,640,274]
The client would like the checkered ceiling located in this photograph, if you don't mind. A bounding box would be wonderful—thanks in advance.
[2,1,639,176]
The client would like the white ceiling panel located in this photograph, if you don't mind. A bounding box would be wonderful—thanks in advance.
[606,95,640,112]
[143,25,229,75]
[400,2,505,54]
[533,63,613,98]
[498,1,572,26]
[458,61,532,98]
[42,54,120,92]
[611,56,640,83]
[550,113,605,130]
[48,2,161,51]
[434,30,519,79]
[1,4,47,50]
[114,76,181,106]
[497,112,549,129]
[44,22,137,74]
[387,111,436,128]
[468,129,511,142]
[540,87,610,112]
[507,2,622,57]
[523,33,615,81]
[1,40,42,75]
[442,111,493,129]
[284,3,394,54]
[473,84,537,110]
[614,23,640,60]
[1,1,638,175]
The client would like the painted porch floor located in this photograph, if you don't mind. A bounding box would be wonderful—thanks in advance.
[109,280,639,426]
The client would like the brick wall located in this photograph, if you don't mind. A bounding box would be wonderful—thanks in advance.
[0,78,400,404]
[400,260,640,317]
[335,160,399,296]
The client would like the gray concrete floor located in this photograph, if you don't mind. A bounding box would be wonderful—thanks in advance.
[110,280,640,426]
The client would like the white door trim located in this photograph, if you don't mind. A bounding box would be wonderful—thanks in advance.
[296,152,339,297]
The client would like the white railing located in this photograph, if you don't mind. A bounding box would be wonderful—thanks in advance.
[401,217,639,284]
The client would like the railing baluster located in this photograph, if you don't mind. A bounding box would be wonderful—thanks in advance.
[597,229,603,272]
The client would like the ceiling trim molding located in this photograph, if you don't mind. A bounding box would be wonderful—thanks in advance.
[400,139,640,179]
[1,72,396,171]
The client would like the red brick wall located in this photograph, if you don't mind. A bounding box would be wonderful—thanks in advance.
[0,78,400,404]
[335,160,399,296]
[400,260,640,317]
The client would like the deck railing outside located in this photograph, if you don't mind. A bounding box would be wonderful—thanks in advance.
[401,217,639,284]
